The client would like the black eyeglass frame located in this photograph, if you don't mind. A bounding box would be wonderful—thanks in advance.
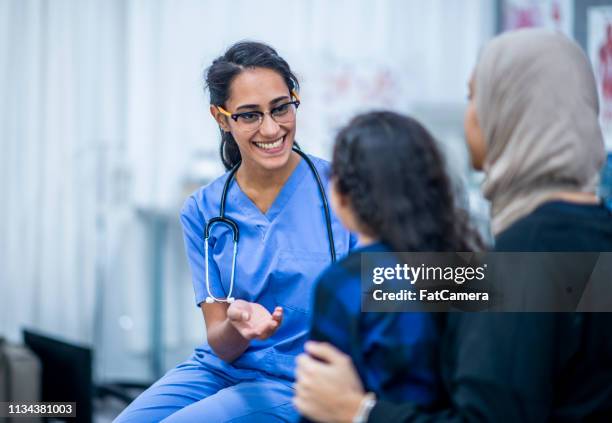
[226,100,300,123]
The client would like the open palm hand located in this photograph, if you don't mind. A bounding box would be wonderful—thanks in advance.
[227,300,283,341]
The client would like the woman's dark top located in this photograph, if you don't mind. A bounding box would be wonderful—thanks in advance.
[369,201,612,422]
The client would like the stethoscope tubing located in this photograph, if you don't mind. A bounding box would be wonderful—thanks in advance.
[204,146,336,304]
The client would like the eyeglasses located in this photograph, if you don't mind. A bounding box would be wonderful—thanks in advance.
[216,90,300,132]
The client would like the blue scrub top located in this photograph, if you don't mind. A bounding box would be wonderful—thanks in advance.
[180,155,356,381]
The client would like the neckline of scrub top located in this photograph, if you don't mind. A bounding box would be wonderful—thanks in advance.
[230,155,308,224]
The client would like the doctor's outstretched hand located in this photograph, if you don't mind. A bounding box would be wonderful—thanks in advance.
[227,300,284,341]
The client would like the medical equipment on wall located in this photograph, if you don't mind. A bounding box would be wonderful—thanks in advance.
[204,146,336,304]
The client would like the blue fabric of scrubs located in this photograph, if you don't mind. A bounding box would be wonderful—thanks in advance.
[115,155,355,422]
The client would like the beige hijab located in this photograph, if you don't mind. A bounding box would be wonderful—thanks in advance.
[474,28,605,235]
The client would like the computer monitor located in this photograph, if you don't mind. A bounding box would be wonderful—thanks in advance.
[22,329,92,423]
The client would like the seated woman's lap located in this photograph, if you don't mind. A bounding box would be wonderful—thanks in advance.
[114,358,298,422]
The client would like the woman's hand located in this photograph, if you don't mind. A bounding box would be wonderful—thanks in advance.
[294,341,367,423]
[227,300,283,340]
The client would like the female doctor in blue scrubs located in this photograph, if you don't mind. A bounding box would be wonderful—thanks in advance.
[114,42,355,422]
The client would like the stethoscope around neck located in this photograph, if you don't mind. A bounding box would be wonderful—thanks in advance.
[204,146,337,304]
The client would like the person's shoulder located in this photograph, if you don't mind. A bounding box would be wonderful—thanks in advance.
[495,201,612,252]
[304,153,331,173]
[315,252,360,298]
[494,216,541,251]
[317,255,357,285]
[315,243,393,315]
[195,171,233,198]
[313,254,361,315]
[316,243,391,290]
[180,171,232,220]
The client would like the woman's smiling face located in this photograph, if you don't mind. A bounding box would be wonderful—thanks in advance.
[216,67,297,172]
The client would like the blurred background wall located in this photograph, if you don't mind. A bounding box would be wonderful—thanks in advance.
[1,0,609,388]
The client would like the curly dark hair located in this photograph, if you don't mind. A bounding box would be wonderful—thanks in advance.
[332,111,482,251]
[205,41,300,170]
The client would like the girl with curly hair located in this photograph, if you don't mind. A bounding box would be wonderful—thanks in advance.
[295,111,482,421]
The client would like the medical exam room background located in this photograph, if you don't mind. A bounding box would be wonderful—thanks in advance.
[1,0,611,389]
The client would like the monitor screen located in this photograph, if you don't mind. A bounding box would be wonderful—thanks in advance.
[22,329,92,423]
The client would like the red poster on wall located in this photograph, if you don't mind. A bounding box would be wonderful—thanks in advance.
[502,0,574,36]
[588,6,612,150]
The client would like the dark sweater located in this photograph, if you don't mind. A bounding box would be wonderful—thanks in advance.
[370,201,612,422]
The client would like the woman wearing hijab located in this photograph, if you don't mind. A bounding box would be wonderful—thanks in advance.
[293,28,612,422]
[466,27,606,235]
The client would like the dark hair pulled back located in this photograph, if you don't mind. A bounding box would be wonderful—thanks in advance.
[332,111,482,252]
[205,41,300,170]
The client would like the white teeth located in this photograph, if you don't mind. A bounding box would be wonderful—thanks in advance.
[254,137,283,150]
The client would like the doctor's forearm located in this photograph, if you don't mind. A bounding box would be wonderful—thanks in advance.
[207,318,250,362]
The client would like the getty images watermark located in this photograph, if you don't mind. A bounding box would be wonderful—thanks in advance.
[360,252,612,312]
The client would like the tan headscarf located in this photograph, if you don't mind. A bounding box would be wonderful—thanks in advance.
[474,28,605,235]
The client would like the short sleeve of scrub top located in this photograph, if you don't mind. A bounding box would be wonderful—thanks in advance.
[179,155,354,381]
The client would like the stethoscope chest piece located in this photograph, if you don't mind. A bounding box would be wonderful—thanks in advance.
[205,296,234,304]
